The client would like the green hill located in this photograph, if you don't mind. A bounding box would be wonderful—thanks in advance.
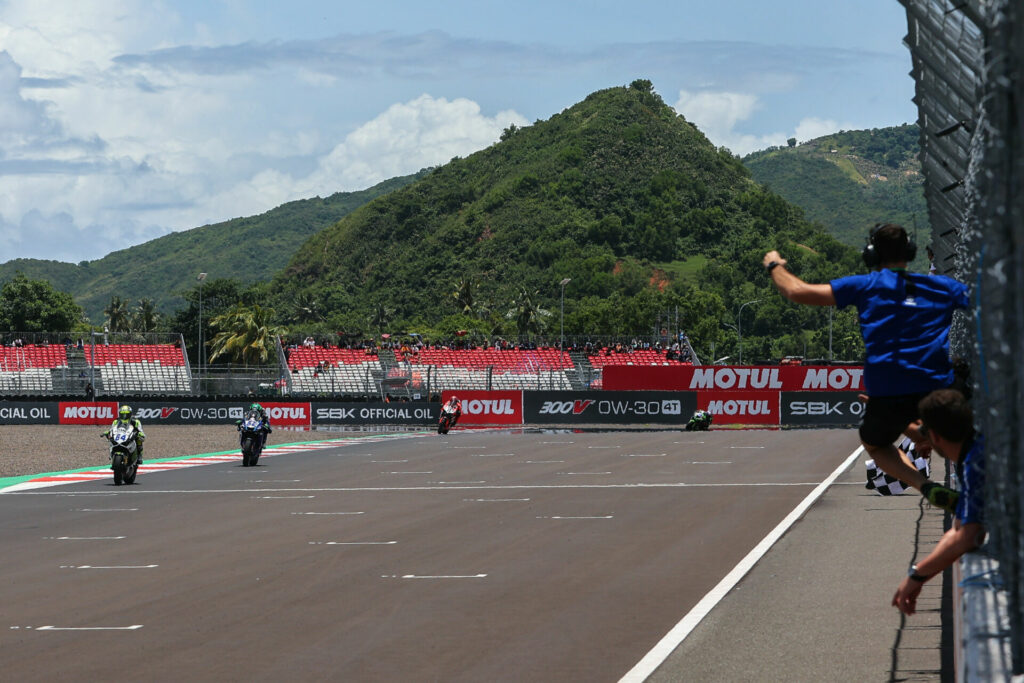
[742,125,929,259]
[272,80,864,361]
[0,172,424,321]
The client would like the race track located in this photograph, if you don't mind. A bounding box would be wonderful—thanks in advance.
[0,428,861,682]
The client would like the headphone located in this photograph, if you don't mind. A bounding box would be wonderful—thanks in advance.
[862,223,917,268]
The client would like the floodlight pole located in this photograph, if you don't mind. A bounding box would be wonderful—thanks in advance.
[737,299,761,365]
[197,272,207,392]
[559,278,572,350]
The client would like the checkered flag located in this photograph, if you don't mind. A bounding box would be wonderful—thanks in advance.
[865,437,931,496]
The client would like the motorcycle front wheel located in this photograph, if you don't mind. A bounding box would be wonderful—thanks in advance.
[111,453,125,485]
[241,438,254,466]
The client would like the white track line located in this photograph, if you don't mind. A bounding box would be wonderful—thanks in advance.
[618,445,864,683]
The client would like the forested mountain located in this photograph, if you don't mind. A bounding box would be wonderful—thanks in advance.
[0,172,424,321]
[743,125,929,259]
[271,80,865,361]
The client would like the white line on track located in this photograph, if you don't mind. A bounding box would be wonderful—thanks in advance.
[541,441,574,444]
[618,445,865,683]
[309,541,396,546]
[622,454,666,457]
[74,508,138,512]
[291,512,364,516]
[689,461,732,465]
[385,471,432,475]
[372,459,408,463]
[45,536,125,540]
[248,480,301,483]
[436,481,485,484]
[384,574,487,579]
[536,516,613,520]
[471,453,514,457]
[60,565,158,570]
[560,472,612,475]
[588,446,621,449]
[729,446,765,449]
[35,625,143,631]
[523,460,564,464]
[464,498,530,502]
[253,495,315,499]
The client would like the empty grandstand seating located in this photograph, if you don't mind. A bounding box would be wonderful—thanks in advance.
[586,348,693,367]
[85,344,190,394]
[287,347,383,394]
[404,347,574,391]
[0,345,68,392]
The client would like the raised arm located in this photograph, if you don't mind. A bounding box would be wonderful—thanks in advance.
[763,250,837,306]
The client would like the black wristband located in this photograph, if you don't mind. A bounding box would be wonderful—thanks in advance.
[766,261,780,272]
[908,564,929,582]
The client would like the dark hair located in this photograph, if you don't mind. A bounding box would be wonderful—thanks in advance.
[918,389,974,443]
[871,223,911,265]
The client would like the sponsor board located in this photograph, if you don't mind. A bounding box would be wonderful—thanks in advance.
[524,391,698,424]
[781,392,865,426]
[127,402,311,426]
[0,401,59,425]
[441,390,523,425]
[313,402,438,425]
[59,402,119,425]
[697,391,779,425]
[604,365,864,392]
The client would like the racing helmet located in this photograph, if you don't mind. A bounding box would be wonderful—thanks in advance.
[250,403,262,411]
[449,395,458,402]
[119,405,132,419]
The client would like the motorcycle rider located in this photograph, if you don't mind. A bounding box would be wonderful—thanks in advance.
[442,395,463,428]
[237,402,272,449]
[103,404,146,465]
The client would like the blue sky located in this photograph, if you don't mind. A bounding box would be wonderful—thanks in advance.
[0,0,916,263]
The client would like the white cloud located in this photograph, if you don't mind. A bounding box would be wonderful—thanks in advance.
[672,89,856,156]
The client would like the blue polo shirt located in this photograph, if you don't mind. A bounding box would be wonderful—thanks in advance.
[955,434,985,525]
[831,269,968,396]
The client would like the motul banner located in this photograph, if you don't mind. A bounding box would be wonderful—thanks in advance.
[59,401,119,425]
[0,401,59,425]
[698,391,779,426]
[780,392,866,426]
[603,365,864,392]
[126,401,311,426]
[524,391,697,424]
[442,390,523,425]
[313,402,438,425]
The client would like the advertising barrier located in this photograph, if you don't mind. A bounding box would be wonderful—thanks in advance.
[780,391,865,427]
[441,390,523,425]
[698,391,779,426]
[313,402,438,425]
[0,401,59,425]
[59,401,119,425]
[524,391,697,424]
[604,365,864,392]
[126,401,311,426]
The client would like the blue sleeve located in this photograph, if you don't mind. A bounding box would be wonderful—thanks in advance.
[830,274,863,310]
[955,442,985,525]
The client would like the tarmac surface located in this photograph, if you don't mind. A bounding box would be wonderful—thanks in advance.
[0,428,945,682]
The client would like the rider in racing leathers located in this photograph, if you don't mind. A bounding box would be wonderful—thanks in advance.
[103,404,146,464]
[237,402,272,449]
[442,395,463,428]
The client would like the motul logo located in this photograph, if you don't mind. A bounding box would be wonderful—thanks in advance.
[801,368,864,390]
[63,405,115,419]
[689,368,783,390]
[538,400,595,415]
[706,399,772,416]
[464,399,515,415]
[267,406,307,419]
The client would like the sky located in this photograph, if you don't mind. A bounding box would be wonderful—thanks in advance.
[0,0,917,263]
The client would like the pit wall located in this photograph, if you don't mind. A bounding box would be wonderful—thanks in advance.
[1,366,865,428]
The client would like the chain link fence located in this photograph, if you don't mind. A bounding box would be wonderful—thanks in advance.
[901,0,1022,672]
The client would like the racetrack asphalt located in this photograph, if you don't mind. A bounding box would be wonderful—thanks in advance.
[0,428,944,682]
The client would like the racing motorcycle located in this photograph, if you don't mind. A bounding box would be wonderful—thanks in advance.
[106,422,140,486]
[685,409,713,432]
[437,404,459,435]
[238,409,266,467]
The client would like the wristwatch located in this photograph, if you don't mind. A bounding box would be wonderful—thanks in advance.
[907,564,930,582]
[766,261,780,272]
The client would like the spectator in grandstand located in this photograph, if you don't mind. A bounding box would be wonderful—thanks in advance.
[763,223,968,512]
[85,382,94,401]
[892,389,985,615]
[303,336,315,348]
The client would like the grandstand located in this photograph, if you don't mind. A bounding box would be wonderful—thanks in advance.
[286,346,384,395]
[85,343,191,394]
[0,345,68,393]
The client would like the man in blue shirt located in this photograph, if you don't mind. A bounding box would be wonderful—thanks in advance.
[763,224,969,511]
[892,389,985,615]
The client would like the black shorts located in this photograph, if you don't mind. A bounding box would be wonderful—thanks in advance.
[858,392,931,447]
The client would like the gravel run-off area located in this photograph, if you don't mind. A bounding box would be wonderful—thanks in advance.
[0,426,415,479]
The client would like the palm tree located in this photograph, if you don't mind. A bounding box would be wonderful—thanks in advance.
[505,287,551,336]
[290,291,324,324]
[104,296,130,333]
[453,276,477,316]
[208,303,286,366]
[369,303,395,333]
[134,298,159,333]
